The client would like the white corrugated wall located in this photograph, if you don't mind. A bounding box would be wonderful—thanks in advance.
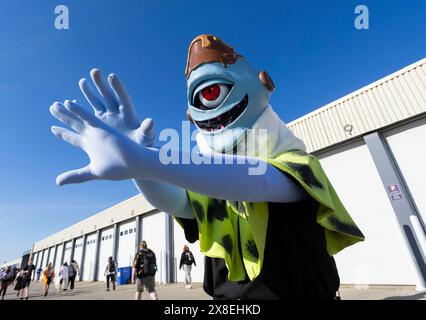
[288,58,426,153]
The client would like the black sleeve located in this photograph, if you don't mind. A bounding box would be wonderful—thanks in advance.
[179,253,184,270]
[175,218,199,243]
[191,252,196,266]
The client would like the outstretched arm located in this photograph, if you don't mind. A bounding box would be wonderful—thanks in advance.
[133,177,194,219]
[50,100,306,203]
[76,69,194,219]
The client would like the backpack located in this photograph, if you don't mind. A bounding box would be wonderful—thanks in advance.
[68,264,75,277]
[108,261,116,273]
[135,250,157,278]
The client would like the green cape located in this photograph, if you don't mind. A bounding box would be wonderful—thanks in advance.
[176,150,365,282]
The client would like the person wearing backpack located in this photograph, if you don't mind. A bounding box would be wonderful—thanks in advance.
[133,241,158,300]
[104,257,117,291]
[68,260,80,291]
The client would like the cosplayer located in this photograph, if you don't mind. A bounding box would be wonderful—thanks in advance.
[50,35,364,300]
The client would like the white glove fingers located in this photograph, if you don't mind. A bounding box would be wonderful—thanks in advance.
[108,73,133,109]
[139,118,154,133]
[56,165,95,186]
[51,126,82,148]
[50,102,84,133]
[138,118,155,147]
[90,68,119,112]
[64,100,103,128]
[79,78,106,114]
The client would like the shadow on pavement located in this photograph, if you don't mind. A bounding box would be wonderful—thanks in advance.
[383,292,426,300]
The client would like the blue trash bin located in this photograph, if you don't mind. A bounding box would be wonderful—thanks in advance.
[117,267,132,285]
[116,269,122,285]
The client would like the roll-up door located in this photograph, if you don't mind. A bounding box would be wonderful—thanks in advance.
[82,233,97,282]
[63,241,73,265]
[97,228,115,281]
[117,220,136,268]
[384,118,426,229]
[41,249,48,269]
[318,140,416,285]
[54,244,63,275]
[48,247,56,265]
[72,237,84,279]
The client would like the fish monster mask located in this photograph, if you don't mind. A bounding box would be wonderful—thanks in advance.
[186,34,275,153]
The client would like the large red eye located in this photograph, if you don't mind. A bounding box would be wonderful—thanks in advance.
[196,83,231,109]
[201,84,221,101]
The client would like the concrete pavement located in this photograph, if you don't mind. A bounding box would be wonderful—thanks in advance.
[1,281,210,301]
[1,281,425,300]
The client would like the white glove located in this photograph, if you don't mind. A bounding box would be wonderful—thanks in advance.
[79,69,155,147]
[51,69,195,218]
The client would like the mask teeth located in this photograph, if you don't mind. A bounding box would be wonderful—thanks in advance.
[196,94,248,132]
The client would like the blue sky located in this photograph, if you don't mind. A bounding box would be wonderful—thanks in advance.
[1,0,425,263]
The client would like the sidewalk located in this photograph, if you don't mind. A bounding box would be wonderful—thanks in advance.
[2,281,425,300]
[2,281,210,301]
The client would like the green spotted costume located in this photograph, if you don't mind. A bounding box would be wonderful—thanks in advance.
[176,149,364,282]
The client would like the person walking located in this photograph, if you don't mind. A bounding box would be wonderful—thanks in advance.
[0,266,14,300]
[36,267,42,283]
[13,269,24,297]
[104,257,117,292]
[20,258,36,300]
[179,245,197,289]
[68,260,80,291]
[133,241,158,300]
[58,262,69,292]
[42,263,55,297]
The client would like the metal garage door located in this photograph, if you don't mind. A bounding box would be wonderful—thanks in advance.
[117,220,136,268]
[384,118,426,229]
[82,233,97,282]
[41,249,48,269]
[54,244,63,274]
[142,212,166,283]
[63,241,73,265]
[48,246,56,265]
[97,228,115,281]
[317,140,416,285]
[73,237,84,279]
[34,251,40,268]
[36,250,42,269]
[173,220,204,283]
[33,251,41,279]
